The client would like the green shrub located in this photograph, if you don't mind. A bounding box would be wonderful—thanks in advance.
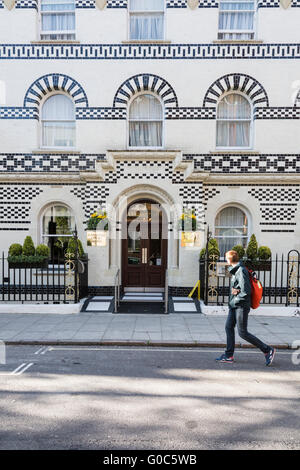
[231,244,245,259]
[246,234,258,260]
[258,246,271,260]
[199,238,220,260]
[66,237,84,257]
[36,244,50,258]
[8,243,23,256]
[22,236,35,256]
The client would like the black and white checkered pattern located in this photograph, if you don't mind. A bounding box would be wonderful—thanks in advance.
[191,154,300,173]
[255,107,300,119]
[0,186,43,201]
[104,160,174,183]
[166,107,216,119]
[0,153,100,172]
[76,107,127,119]
[260,206,298,222]
[0,107,38,119]
[248,187,300,202]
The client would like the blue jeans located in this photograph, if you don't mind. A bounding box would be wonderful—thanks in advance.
[225,306,271,357]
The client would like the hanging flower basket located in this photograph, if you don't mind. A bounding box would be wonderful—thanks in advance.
[84,211,109,231]
[179,210,198,232]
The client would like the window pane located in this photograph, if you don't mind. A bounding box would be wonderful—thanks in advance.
[41,0,75,12]
[215,207,248,255]
[220,2,255,11]
[42,94,75,120]
[130,13,163,40]
[130,94,163,120]
[130,0,164,11]
[42,121,76,147]
[129,122,162,147]
[217,121,250,147]
[217,94,251,119]
[215,207,248,227]
[43,204,75,235]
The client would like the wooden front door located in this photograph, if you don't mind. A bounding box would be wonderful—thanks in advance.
[122,200,168,289]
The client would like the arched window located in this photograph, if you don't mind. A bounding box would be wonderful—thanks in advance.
[215,206,248,256]
[129,0,164,40]
[41,94,76,148]
[216,93,252,148]
[129,94,163,148]
[42,204,75,263]
[40,0,76,41]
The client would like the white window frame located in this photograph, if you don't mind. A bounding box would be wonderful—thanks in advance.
[39,0,76,41]
[40,202,76,264]
[214,204,250,256]
[215,91,253,150]
[128,0,166,41]
[40,92,76,150]
[127,91,165,150]
[218,0,257,41]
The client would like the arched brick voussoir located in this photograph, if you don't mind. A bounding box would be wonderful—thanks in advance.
[113,73,179,108]
[203,73,269,107]
[23,73,89,108]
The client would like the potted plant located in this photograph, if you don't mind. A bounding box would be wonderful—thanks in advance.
[231,244,245,260]
[245,235,271,271]
[65,237,87,260]
[85,210,109,231]
[200,238,220,261]
[7,238,49,269]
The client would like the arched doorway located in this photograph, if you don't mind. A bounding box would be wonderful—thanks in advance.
[121,199,168,291]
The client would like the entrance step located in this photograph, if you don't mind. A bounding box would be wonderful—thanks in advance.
[81,296,114,313]
[121,292,164,303]
[169,296,202,314]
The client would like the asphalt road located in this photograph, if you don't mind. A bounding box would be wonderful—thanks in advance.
[0,345,299,450]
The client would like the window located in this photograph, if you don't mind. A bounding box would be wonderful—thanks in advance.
[129,0,164,41]
[215,206,248,256]
[218,0,256,40]
[216,93,252,148]
[41,94,76,148]
[40,0,76,41]
[129,94,163,148]
[42,204,75,263]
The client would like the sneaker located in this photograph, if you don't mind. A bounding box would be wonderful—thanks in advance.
[215,353,234,363]
[265,347,276,366]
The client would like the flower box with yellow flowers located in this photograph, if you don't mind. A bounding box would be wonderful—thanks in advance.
[84,211,109,231]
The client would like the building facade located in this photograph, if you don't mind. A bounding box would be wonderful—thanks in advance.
[0,0,300,296]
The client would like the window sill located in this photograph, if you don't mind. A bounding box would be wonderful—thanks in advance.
[32,149,82,154]
[213,40,264,44]
[30,40,81,44]
[122,40,171,44]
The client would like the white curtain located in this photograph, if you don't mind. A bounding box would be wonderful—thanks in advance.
[41,0,75,38]
[130,0,164,40]
[130,15,163,40]
[215,207,248,256]
[129,94,163,147]
[219,1,254,39]
[217,94,251,147]
[42,94,75,148]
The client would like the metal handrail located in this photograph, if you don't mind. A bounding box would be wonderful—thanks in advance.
[164,269,168,314]
[114,268,120,313]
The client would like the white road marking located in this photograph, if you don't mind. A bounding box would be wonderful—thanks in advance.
[12,363,34,375]
[34,347,46,355]
[11,363,27,374]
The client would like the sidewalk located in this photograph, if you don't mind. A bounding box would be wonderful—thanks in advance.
[0,311,299,348]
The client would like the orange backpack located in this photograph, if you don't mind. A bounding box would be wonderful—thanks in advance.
[247,268,263,309]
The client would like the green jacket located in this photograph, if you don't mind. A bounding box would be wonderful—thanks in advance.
[228,261,251,309]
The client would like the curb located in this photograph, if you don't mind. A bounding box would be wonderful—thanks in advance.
[4,340,293,349]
